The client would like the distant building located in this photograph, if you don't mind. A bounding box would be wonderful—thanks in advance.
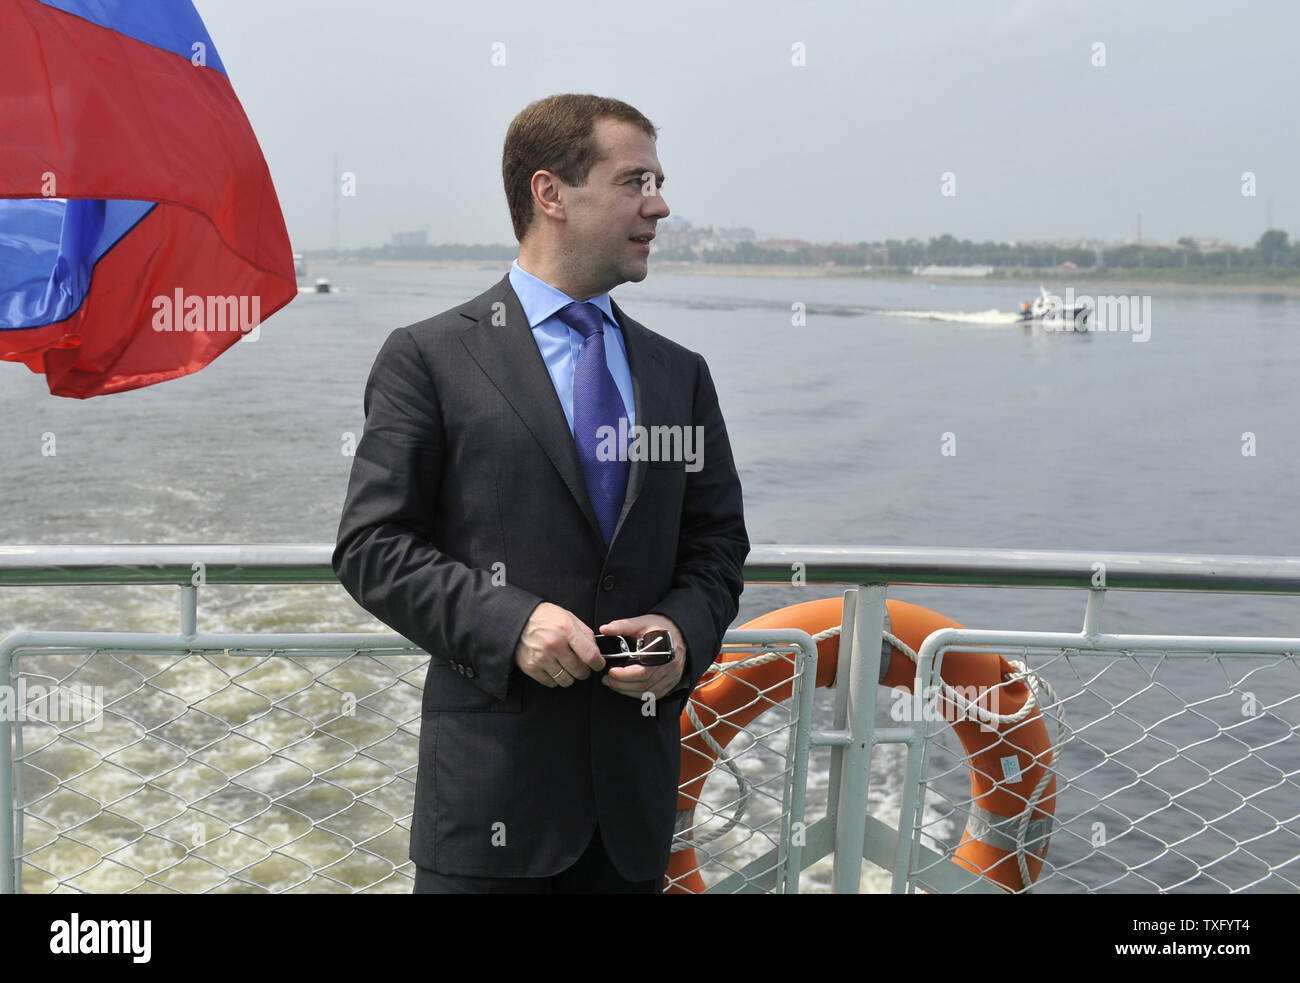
[912,265,993,277]
[759,238,812,253]
[391,230,428,248]
[652,216,697,253]
[653,218,753,255]
[1191,236,1236,253]
[717,226,756,242]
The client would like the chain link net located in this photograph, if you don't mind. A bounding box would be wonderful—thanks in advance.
[11,638,815,894]
[11,646,425,893]
[908,644,1300,893]
[12,635,1296,894]
[668,641,812,893]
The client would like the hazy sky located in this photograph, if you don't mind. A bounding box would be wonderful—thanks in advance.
[193,0,1299,251]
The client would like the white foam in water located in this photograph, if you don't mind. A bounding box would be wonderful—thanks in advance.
[876,308,1024,325]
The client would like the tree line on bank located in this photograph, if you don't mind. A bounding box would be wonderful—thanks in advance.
[686,230,1298,272]
[307,230,1298,274]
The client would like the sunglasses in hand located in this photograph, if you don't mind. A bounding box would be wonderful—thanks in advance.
[595,629,675,667]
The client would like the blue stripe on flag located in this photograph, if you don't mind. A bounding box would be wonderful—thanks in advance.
[37,0,228,76]
[0,199,156,330]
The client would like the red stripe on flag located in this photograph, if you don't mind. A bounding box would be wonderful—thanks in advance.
[32,204,294,398]
[1,0,296,396]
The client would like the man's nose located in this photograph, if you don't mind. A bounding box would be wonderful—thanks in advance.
[646,187,670,219]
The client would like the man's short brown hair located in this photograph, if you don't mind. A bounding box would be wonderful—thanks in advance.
[502,94,657,243]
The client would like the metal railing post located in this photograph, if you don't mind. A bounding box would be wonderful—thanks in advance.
[1,642,14,894]
[180,585,197,636]
[781,632,818,893]
[824,588,856,833]
[831,584,887,893]
[1082,588,1105,637]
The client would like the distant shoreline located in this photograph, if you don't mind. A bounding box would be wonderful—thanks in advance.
[315,258,1300,295]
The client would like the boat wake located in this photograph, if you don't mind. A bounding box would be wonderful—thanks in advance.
[873,307,1024,326]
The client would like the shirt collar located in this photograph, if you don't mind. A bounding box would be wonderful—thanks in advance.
[509,258,618,330]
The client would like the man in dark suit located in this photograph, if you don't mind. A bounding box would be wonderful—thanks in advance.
[332,93,748,893]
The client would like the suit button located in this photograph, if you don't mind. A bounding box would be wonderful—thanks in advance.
[464,667,476,678]
[601,575,615,591]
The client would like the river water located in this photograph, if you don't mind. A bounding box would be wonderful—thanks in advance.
[2,263,1298,892]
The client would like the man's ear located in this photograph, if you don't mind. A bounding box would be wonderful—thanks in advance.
[530,170,565,223]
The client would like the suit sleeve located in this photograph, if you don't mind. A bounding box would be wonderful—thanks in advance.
[649,352,749,699]
[332,326,543,701]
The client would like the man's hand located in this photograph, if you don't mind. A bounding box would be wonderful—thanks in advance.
[598,614,687,701]
[515,602,605,688]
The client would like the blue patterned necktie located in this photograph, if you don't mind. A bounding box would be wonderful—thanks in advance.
[555,301,630,544]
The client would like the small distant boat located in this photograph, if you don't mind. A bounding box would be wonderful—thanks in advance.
[314,278,332,294]
[293,253,307,278]
[1018,286,1089,329]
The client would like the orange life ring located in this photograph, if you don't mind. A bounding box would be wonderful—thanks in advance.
[668,597,1057,893]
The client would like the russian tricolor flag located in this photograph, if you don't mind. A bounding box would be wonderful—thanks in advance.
[0,0,296,398]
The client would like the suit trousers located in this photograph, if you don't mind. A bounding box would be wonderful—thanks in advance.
[412,826,661,894]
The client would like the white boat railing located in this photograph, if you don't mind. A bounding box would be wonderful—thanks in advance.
[1,544,1298,894]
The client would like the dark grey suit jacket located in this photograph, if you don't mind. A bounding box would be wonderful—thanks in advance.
[332,273,748,881]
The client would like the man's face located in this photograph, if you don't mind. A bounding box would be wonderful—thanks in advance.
[557,117,670,296]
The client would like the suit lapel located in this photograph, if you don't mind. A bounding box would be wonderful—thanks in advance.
[609,296,669,543]
[458,275,668,550]
[460,275,604,541]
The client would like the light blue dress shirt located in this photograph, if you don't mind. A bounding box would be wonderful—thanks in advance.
[508,258,636,434]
